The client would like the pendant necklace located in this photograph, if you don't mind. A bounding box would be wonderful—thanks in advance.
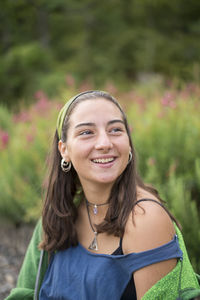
[85,199,109,251]
[86,201,98,251]
[85,199,109,215]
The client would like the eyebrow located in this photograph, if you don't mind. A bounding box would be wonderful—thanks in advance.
[75,119,125,129]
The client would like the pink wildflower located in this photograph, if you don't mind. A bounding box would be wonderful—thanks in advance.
[35,98,49,111]
[161,92,176,108]
[0,130,9,149]
[169,100,176,109]
[33,91,50,115]
[56,102,64,111]
[78,81,93,92]
[135,96,146,111]
[161,97,169,106]
[105,81,117,95]
[13,111,31,123]
[34,90,47,100]
[66,74,75,87]
[26,134,35,143]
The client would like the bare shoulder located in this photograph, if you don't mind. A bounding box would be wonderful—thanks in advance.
[124,187,177,299]
[123,188,175,254]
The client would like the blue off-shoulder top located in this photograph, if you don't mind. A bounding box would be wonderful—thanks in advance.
[39,234,182,300]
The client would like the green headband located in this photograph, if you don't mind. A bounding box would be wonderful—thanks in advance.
[56,90,96,140]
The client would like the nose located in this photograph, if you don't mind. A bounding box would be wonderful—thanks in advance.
[95,131,113,151]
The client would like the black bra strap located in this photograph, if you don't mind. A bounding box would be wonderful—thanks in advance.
[119,237,123,249]
[133,198,172,219]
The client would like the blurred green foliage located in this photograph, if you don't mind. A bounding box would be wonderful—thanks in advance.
[1,0,200,107]
[0,43,53,105]
[127,82,200,272]
[0,80,200,272]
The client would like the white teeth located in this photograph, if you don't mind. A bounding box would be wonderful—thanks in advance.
[92,158,114,164]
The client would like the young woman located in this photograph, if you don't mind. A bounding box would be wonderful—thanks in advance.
[6,91,200,300]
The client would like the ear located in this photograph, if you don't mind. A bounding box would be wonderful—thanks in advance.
[58,140,70,162]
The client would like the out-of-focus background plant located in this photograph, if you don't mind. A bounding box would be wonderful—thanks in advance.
[1,1,200,108]
[0,0,199,274]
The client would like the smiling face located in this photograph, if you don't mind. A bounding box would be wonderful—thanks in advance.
[59,98,131,190]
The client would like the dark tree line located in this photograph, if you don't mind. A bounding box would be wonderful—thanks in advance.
[1,0,200,107]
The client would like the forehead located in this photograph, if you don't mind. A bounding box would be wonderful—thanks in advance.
[69,98,123,124]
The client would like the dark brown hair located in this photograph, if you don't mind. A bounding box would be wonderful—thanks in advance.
[40,91,179,252]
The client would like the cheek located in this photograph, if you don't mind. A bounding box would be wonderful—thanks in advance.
[68,142,92,161]
[118,137,130,153]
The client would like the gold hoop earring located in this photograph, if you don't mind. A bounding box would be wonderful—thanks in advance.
[61,158,71,172]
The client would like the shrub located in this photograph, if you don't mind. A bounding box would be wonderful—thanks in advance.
[0,80,199,272]
[0,92,61,223]
[0,42,53,108]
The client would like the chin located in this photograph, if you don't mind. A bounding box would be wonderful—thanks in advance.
[95,176,118,185]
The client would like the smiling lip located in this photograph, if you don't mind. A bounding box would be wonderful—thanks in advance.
[91,157,116,164]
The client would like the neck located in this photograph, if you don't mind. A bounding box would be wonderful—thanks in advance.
[81,182,112,206]
[80,183,112,218]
